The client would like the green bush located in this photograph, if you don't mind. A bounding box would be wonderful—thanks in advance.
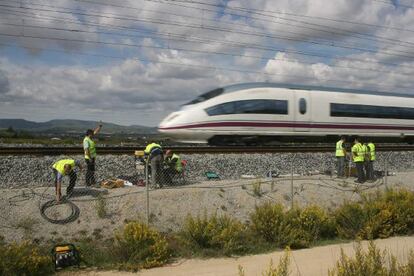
[181,213,247,255]
[250,203,334,248]
[115,221,170,270]
[334,201,366,239]
[335,189,414,239]
[0,240,53,276]
[328,241,414,276]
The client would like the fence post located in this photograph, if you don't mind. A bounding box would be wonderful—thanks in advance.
[291,153,296,209]
[384,152,392,189]
[145,158,150,225]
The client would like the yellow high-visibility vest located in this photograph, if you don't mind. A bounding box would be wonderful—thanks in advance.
[352,143,364,162]
[336,140,345,157]
[368,142,376,161]
[144,143,162,155]
[53,159,75,175]
[84,136,96,159]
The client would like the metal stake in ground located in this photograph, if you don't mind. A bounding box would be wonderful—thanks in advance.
[145,158,150,225]
[291,153,296,209]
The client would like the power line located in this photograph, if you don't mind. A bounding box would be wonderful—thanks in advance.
[5,0,414,53]
[0,37,412,93]
[3,5,414,72]
[3,2,414,63]
[371,0,414,9]
[1,19,413,77]
[160,0,414,48]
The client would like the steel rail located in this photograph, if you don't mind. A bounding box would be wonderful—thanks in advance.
[1,144,414,155]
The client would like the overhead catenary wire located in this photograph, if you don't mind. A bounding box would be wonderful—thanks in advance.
[157,0,414,48]
[2,1,414,59]
[3,3,414,72]
[2,19,413,78]
[73,0,414,48]
[1,36,414,92]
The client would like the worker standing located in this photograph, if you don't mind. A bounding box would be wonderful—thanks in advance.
[52,159,82,202]
[144,142,164,187]
[83,122,102,186]
[352,137,365,183]
[335,136,346,178]
[367,141,376,181]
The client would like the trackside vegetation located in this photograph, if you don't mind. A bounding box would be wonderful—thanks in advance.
[1,188,414,274]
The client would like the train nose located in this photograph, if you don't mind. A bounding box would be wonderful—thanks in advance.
[158,112,182,132]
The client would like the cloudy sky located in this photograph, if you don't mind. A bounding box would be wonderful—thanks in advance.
[0,0,414,126]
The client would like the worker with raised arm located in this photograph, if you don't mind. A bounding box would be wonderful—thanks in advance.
[83,122,102,186]
[52,159,82,202]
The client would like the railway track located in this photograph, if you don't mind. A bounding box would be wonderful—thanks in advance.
[1,144,414,155]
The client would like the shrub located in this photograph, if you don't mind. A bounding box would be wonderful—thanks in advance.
[335,189,414,240]
[238,248,291,276]
[250,203,287,245]
[250,203,334,248]
[299,205,336,241]
[0,240,53,276]
[334,201,366,239]
[328,241,414,276]
[115,221,170,270]
[262,249,291,276]
[181,213,247,255]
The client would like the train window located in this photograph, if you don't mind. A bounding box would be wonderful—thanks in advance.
[299,98,306,114]
[205,100,288,116]
[330,103,414,120]
[185,88,224,105]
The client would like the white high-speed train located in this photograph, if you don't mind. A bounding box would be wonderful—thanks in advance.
[158,83,414,145]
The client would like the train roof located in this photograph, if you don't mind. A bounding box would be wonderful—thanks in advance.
[222,82,414,98]
[184,82,414,106]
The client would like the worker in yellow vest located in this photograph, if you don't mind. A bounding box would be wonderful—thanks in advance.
[361,141,370,181]
[335,136,346,178]
[144,142,164,187]
[367,141,376,181]
[52,159,82,202]
[164,149,183,184]
[351,137,365,183]
[83,122,102,186]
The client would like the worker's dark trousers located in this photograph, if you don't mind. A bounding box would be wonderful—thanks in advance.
[355,162,365,183]
[150,154,163,187]
[337,157,345,177]
[53,169,77,196]
[85,158,96,186]
[367,161,375,180]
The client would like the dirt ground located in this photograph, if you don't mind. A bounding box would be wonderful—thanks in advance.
[60,236,414,276]
[0,172,413,242]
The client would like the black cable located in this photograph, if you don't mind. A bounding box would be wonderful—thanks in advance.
[40,198,80,224]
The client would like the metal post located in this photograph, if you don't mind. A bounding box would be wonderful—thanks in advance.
[145,158,150,225]
[384,152,392,189]
[291,153,296,209]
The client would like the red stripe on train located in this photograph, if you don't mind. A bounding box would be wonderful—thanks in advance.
[159,121,414,131]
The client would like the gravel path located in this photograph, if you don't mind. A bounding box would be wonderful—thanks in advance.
[60,236,414,276]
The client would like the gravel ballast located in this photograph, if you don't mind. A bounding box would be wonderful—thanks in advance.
[0,152,413,188]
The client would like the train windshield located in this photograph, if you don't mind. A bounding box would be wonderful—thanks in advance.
[184,88,224,105]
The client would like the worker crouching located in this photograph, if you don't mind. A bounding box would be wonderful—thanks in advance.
[164,150,182,185]
[144,142,164,187]
[52,159,82,202]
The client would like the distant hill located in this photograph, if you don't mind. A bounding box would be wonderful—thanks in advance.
[0,119,157,134]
